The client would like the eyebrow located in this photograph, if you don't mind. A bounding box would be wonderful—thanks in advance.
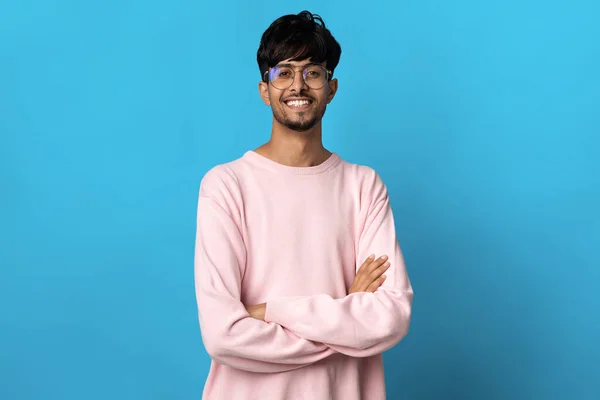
[274,62,321,68]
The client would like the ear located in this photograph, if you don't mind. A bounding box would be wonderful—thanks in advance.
[258,81,271,106]
[327,78,338,104]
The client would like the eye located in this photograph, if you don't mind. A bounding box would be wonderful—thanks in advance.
[271,66,294,79]
[305,67,322,78]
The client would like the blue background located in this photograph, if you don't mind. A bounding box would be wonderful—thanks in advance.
[1,0,598,399]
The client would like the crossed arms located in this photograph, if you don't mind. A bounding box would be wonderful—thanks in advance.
[194,174,414,373]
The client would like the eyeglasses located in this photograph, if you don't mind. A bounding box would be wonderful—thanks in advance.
[263,64,332,90]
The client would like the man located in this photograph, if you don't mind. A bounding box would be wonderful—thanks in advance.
[194,10,413,400]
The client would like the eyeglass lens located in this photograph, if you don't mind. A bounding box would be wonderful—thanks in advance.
[268,65,328,89]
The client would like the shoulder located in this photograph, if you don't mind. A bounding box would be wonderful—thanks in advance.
[198,156,248,217]
[339,158,388,202]
[200,162,240,198]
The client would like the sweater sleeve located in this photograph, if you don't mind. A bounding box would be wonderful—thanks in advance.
[194,191,337,373]
[264,172,413,357]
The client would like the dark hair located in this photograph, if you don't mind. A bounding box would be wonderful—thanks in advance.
[257,10,342,82]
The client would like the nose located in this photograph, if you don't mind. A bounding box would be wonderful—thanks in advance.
[290,69,308,92]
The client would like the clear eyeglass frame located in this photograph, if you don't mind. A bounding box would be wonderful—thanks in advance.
[263,64,333,90]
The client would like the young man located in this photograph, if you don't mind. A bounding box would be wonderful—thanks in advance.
[194,10,413,400]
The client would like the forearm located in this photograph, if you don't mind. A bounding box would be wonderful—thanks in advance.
[264,287,412,357]
[199,298,337,372]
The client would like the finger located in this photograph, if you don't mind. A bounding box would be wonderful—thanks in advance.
[368,261,391,280]
[353,255,384,292]
[351,271,375,293]
[367,255,388,273]
[365,256,388,275]
[365,262,389,287]
[357,254,376,272]
[366,275,387,292]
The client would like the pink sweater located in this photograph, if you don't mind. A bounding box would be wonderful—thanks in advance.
[194,151,413,400]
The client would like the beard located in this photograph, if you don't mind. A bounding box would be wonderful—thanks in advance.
[272,103,327,132]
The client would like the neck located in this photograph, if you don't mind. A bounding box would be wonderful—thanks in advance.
[254,119,331,167]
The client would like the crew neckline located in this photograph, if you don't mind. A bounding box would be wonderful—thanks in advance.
[243,150,342,175]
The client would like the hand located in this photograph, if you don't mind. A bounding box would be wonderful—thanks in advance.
[348,254,391,294]
[245,303,266,321]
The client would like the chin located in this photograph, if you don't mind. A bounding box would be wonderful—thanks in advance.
[273,106,326,132]
[284,117,320,132]
[289,126,315,133]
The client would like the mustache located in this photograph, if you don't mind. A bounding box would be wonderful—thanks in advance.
[282,94,314,101]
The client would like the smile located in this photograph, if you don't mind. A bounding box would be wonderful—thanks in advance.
[284,99,313,110]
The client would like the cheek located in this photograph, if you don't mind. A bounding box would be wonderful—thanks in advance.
[315,91,329,105]
[271,95,284,109]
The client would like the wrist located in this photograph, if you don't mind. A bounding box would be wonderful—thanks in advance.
[260,303,267,321]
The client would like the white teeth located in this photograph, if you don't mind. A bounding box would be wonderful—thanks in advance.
[286,100,310,107]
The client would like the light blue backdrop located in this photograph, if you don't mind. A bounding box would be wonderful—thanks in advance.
[1,1,598,399]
